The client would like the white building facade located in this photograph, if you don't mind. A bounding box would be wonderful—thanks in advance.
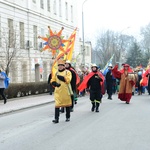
[78,40,92,70]
[0,0,82,83]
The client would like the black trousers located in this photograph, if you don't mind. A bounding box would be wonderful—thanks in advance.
[0,88,7,100]
[71,95,74,109]
[90,89,102,101]
[55,107,70,120]
[148,82,150,94]
[106,83,113,98]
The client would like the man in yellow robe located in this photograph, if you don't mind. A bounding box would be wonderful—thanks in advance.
[51,59,72,123]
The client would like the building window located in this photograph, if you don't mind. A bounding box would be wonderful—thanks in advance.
[0,16,1,47]
[59,0,62,17]
[65,2,68,20]
[8,19,14,48]
[66,35,69,39]
[19,22,24,49]
[41,28,44,36]
[71,5,73,22]
[32,0,36,3]
[39,28,44,49]
[40,0,44,9]
[33,25,38,49]
[47,0,50,12]
[53,0,56,14]
[43,62,47,81]
[87,47,90,56]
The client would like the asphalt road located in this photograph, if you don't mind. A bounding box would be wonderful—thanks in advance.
[0,93,150,150]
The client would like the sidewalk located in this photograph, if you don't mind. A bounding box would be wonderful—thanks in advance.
[0,94,54,115]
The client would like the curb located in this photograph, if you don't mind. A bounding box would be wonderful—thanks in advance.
[0,100,54,116]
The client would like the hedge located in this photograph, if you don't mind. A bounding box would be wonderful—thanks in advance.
[1,81,50,99]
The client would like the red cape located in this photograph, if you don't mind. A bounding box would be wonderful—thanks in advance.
[140,69,149,86]
[70,68,80,85]
[78,71,105,94]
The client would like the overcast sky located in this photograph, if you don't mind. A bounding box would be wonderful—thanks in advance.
[77,0,150,43]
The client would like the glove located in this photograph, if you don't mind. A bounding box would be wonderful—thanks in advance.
[95,75,100,79]
[51,81,61,87]
[86,88,89,92]
[96,75,103,82]
[57,75,65,82]
[56,83,61,87]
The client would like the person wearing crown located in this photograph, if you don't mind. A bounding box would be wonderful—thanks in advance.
[51,59,72,123]
[112,64,136,104]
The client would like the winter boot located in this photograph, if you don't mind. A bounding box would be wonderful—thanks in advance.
[52,119,59,123]
[4,99,7,104]
[65,118,70,122]
[95,102,100,112]
[66,107,70,122]
[108,95,112,100]
[91,102,95,112]
[52,108,59,123]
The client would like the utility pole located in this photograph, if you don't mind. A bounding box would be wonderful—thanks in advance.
[82,0,88,67]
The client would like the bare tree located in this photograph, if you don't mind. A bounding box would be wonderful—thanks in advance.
[140,23,150,50]
[0,27,22,76]
[94,29,134,68]
[139,23,150,66]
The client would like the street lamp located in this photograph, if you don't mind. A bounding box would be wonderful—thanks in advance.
[82,0,88,66]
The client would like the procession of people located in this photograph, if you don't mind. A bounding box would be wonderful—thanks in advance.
[47,58,150,124]
[1,58,150,124]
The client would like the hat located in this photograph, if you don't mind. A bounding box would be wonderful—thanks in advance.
[108,63,112,67]
[91,63,98,67]
[123,64,130,67]
[65,60,71,64]
[58,59,65,66]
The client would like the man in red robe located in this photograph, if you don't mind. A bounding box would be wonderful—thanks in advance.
[78,64,105,112]
[112,64,136,104]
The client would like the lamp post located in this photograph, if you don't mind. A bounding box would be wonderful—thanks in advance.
[119,27,130,69]
[82,0,88,67]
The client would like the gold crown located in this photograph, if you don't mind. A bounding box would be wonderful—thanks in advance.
[58,59,65,65]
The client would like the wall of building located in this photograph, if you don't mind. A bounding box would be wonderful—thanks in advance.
[77,40,92,71]
[0,0,80,83]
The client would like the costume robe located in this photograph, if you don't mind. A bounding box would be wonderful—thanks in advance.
[112,65,135,103]
[51,70,72,108]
